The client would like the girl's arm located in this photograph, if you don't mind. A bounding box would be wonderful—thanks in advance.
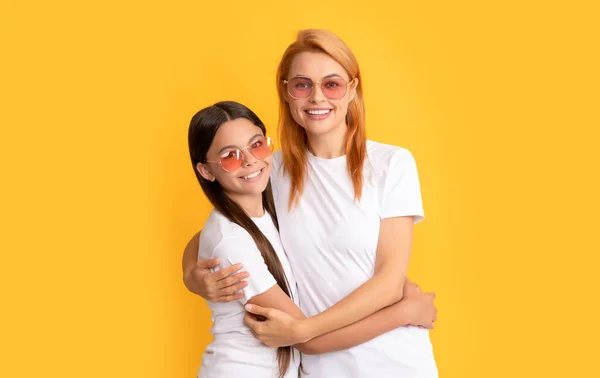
[205,232,433,354]
[245,150,425,347]
[245,216,416,347]
[245,276,436,354]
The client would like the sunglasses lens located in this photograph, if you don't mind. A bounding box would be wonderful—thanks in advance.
[220,150,243,171]
[251,137,274,159]
[287,77,349,99]
[287,77,313,98]
[321,77,348,99]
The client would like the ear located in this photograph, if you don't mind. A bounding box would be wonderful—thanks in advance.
[196,162,215,182]
[348,78,359,101]
[282,84,290,103]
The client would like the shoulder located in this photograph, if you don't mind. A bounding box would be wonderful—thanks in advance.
[212,235,258,261]
[206,216,269,268]
[366,140,416,170]
[272,150,283,171]
[200,210,254,253]
[270,150,287,185]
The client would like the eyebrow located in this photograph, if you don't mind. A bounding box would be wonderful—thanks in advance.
[291,73,344,80]
[217,133,264,154]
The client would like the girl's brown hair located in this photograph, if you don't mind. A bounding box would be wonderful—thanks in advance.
[188,101,293,378]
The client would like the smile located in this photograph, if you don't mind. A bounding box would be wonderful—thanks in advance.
[306,109,331,115]
[241,168,263,180]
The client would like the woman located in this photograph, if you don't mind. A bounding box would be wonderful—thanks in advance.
[189,101,436,378]
[185,30,438,377]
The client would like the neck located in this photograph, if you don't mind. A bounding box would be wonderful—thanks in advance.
[227,192,265,218]
[306,122,347,159]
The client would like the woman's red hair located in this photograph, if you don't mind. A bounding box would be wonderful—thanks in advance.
[276,29,367,209]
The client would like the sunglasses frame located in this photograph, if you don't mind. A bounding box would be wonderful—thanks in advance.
[283,77,356,100]
[204,136,274,172]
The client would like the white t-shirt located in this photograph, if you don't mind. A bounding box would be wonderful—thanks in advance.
[197,210,300,378]
[271,140,438,378]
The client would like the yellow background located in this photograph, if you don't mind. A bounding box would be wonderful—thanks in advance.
[1,1,599,377]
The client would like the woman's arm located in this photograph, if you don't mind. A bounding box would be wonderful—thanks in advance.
[245,216,415,346]
[298,279,436,354]
[182,231,249,302]
[245,276,436,354]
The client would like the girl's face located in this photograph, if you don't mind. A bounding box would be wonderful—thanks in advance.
[197,118,273,201]
[284,51,357,139]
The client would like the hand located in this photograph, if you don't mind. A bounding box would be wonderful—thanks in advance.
[183,258,249,302]
[398,283,437,329]
[403,277,421,297]
[243,304,309,347]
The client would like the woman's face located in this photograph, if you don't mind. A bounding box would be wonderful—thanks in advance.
[197,118,273,200]
[284,51,357,139]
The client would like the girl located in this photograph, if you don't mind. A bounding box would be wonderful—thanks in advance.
[189,101,436,378]
[186,28,438,378]
[189,101,299,378]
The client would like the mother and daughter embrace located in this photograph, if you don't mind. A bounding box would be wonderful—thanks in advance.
[181,29,439,378]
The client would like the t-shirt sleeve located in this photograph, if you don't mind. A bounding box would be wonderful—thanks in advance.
[379,149,425,223]
[211,236,277,305]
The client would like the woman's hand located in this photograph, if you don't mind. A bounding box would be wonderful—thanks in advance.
[183,258,249,302]
[243,304,312,347]
[398,279,437,329]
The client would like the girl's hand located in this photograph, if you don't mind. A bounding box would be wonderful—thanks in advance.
[243,304,311,347]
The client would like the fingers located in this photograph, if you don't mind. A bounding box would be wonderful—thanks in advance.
[414,292,437,330]
[213,263,245,281]
[248,327,270,346]
[216,280,248,297]
[420,320,435,330]
[193,263,246,298]
[208,270,249,302]
[403,281,422,297]
[244,303,271,318]
[194,262,243,285]
[244,312,263,333]
[426,292,436,301]
[215,271,249,290]
[243,313,256,328]
[212,292,244,303]
[209,281,247,302]
[426,305,438,328]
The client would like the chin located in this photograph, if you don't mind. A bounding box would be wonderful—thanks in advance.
[302,122,341,137]
[246,179,270,194]
[253,181,270,192]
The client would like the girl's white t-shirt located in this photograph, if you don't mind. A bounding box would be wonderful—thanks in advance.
[271,140,438,378]
[197,210,300,378]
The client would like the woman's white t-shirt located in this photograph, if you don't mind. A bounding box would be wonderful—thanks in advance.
[197,210,300,378]
[271,140,438,378]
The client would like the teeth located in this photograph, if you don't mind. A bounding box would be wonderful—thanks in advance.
[307,109,331,115]
[242,169,261,179]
